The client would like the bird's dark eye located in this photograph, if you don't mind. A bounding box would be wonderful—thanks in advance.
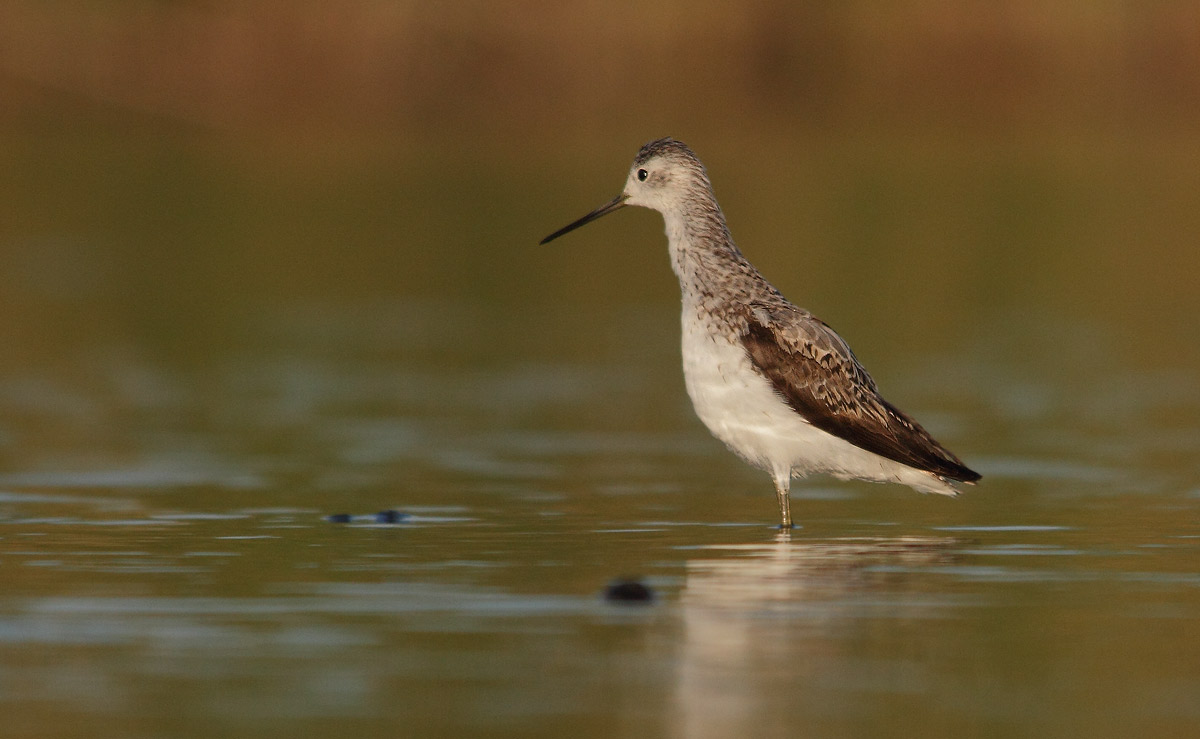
[636,168,649,181]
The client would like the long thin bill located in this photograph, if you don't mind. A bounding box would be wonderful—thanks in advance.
[539,195,628,245]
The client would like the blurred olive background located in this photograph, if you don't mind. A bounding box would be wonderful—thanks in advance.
[2,0,1199,368]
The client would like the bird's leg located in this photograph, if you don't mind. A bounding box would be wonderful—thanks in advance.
[772,472,793,529]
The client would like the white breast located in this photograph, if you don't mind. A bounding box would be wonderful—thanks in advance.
[678,307,955,494]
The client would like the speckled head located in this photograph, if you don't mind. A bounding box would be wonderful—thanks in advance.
[633,137,694,165]
[539,137,714,245]
[624,138,713,213]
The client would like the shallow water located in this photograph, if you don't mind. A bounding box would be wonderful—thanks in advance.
[1,294,1198,738]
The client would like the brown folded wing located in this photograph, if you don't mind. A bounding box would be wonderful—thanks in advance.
[741,306,980,483]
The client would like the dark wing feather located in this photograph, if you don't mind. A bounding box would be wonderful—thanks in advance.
[741,306,980,483]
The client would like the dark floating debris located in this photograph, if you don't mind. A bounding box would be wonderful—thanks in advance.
[325,510,410,525]
[374,509,409,524]
[603,577,655,604]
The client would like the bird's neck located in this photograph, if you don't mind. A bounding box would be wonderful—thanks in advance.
[664,198,761,312]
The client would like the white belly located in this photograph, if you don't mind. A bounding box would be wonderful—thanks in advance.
[679,309,954,494]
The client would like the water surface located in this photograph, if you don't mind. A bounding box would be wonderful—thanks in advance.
[1,294,1197,738]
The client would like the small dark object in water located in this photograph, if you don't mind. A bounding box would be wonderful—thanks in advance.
[604,578,655,604]
[326,510,409,524]
[374,509,409,524]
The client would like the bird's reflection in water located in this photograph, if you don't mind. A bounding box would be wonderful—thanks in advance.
[671,534,964,737]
